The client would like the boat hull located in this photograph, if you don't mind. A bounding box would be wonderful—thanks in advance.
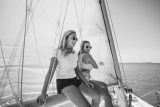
[4,94,74,107]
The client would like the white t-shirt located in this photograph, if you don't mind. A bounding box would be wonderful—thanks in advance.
[53,48,78,79]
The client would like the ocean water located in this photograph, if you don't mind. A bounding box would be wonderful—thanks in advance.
[121,63,160,106]
[1,63,160,106]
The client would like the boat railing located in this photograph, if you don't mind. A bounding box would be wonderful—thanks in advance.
[140,89,160,106]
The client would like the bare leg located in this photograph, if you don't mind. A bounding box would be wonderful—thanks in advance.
[45,94,69,106]
[90,80,114,107]
[61,85,91,107]
[79,82,101,107]
[91,99,100,107]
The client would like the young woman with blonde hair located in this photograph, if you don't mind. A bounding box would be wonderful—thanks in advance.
[77,40,116,107]
[37,30,91,107]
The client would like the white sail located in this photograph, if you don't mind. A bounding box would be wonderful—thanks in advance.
[0,0,154,107]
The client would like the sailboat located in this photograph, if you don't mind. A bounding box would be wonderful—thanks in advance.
[0,0,155,107]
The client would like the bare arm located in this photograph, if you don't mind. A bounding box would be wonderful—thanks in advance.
[41,57,58,94]
[75,66,91,87]
[83,53,98,69]
[107,81,119,87]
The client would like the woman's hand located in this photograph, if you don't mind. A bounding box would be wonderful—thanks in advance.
[88,82,94,88]
[85,81,94,88]
[36,93,48,105]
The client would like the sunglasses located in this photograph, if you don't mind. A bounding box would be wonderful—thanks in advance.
[85,45,92,49]
[71,36,78,41]
[67,32,78,41]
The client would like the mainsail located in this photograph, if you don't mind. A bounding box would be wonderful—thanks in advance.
[0,0,152,107]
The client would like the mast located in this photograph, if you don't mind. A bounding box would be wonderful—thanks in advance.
[99,0,128,106]
[99,0,123,85]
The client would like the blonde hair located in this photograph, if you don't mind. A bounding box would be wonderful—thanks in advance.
[59,30,76,55]
[78,40,90,56]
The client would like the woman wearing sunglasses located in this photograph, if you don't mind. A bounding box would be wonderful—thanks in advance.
[77,40,115,107]
[37,30,91,107]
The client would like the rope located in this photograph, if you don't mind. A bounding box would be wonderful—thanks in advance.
[17,44,23,95]
[53,0,65,49]
[20,0,29,102]
[19,0,41,102]
[48,0,70,90]
[0,15,25,95]
[0,18,25,103]
[39,1,57,35]
[0,0,41,104]
[50,0,65,90]
[58,0,70,46]
[77,0,86,41]
[140,89,155,98]
[73,0,83,41]
[35,0,65,90]
[0,41,20,104]
[31,2,45,75]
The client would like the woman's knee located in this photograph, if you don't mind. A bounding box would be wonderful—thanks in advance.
[62,85,79,94]
[93,90,101,102]
[62,85,91,107]
[102,92,112,102]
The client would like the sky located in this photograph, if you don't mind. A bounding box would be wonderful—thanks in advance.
[107,0,160,63]
[0,0,160,63]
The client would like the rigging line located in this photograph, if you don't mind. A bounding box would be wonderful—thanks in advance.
[0,41,19,104]
[50,0,69,78]
[0,16,26,102]
[54,0,65,42]
[0,0,35,102]
[2,0,36,85]
[0,16,26,84]
[39,1,57,35]
[73,0,82,41]
[50,0,66,90]
[17,3,36,97]
[78,0,87,41]
[31,5,56,92]
[59,0,70,42]
[15,32,27,98]
[17,47,23,96]
[17,2,34,99]
[140,89,155,98]
[38,1,63,82]
[48,0,70,87]
[31,2,45,74]
[0,0,36,88]
[49,0,70,80]
[28,0,41,17]
[51,0,65,51]
[0,44,22,47]
[50,0,65,90]
[20,0,28,102]
[16,0,40,101]
[105,0,128,87]
[56,0,70,50]
[18,0,40,95]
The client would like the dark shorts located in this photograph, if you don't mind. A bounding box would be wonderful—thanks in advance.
[56,77,81,94]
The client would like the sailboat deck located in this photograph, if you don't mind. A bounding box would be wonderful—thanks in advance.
[1,86,154,107]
